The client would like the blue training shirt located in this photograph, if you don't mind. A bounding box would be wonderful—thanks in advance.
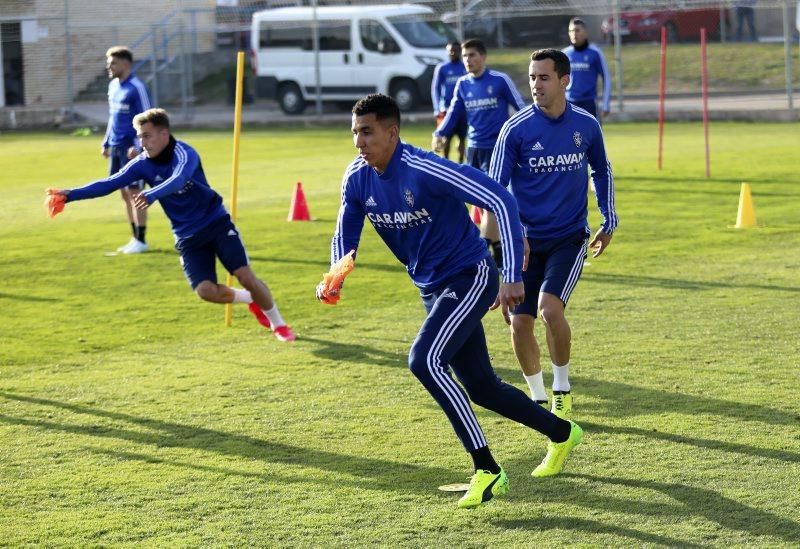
[67,137,227,239]
[489,103,618,240]
[332,141,525,291]
[434,69,526,150]
[103,73,151,148]
[431,60,467,114]
[563,43,611,113]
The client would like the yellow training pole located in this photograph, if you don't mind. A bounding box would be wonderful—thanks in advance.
[225,51,245,327]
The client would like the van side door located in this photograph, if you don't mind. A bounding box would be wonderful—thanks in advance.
[355,19,403,94]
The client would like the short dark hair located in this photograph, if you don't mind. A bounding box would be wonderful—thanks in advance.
[569,17,586,28]
[448,41,461,50]
[134,108,171,131]
[352,94,400,126]
[530,48,571,78]
[105,46,133,63]
[461,38,486,56]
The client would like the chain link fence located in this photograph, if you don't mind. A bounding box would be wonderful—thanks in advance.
[0,0,797,126]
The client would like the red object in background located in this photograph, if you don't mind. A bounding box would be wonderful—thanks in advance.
[288,181,311,221]
[471,205,482,225]
[602,8,729,43]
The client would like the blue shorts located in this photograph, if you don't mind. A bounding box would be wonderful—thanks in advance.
[466,147,493,174]
[109,144,144,190]
[513,229,589,317]
[175,215,250,290]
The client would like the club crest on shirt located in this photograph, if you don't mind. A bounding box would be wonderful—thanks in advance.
[403,188,415,207]
[573,131,582,148]
[487,85,493,94]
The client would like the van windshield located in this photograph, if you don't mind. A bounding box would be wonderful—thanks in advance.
[387,16,456,48]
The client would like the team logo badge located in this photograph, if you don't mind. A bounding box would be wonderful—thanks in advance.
[404,189,414,207]
[573,131,582,148]
[487,85,493,94]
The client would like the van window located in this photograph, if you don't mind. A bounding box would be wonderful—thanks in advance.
[387,16,455,49]
[359,20,400,54]
[259,20,350,51]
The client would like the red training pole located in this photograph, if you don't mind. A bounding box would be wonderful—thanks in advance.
[657,25,667,171]
[700,27,711,179]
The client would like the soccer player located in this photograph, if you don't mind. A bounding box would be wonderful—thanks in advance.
[433,38,526,269]
[489,49,618,417]
[563,18,611,120]
[318,94,583,509]
[103,46,153,254]
[430,41,467,163]
[49,108,296,342]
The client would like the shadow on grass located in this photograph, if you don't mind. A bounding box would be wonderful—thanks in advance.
[560,473,800,544]
[494,516,700,547]
[301,335,406,368]
[616,174,799,187]
[0,292,59,302]
[581,272,800,293]
[0,391,457,496]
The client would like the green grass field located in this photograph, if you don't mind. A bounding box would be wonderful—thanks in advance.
[1,121,799,546]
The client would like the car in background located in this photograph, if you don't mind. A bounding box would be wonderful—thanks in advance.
[601,6,730,43]
[442,0,572,48]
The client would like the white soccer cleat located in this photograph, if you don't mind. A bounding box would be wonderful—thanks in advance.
[117,237,137,252]
[122,239,149,254]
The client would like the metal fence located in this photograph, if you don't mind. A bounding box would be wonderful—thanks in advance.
[0,0,797,126]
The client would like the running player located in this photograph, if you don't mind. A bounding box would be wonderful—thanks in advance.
[489,49,618,417]
[319,94,583,509]
[430,41,467,162]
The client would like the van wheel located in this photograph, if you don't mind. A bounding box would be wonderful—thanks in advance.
[390,80,419,112]
[278,83,305,115]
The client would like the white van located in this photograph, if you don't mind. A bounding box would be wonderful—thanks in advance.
[250,4,457,114]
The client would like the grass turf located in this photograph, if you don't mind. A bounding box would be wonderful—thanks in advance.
[1,121,799,545]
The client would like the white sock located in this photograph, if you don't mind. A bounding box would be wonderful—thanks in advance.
[552,362,571,392]
[264,304,286,328]
[523,372,548,402]
[232,288,253,304]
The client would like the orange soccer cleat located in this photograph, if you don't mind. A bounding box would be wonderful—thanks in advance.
[44,189,66,218]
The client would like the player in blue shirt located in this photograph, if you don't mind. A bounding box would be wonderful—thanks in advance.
[433,39,527,270]
[431,41,467,162]
[490,49,618,418]
[103,46,153,254]
[49,108,296,342]
[318,94,583,509]
[563,18,611,120]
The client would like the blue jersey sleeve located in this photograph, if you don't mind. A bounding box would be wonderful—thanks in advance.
[433,79,466,139]
[431,63,443,114]
[593,47,612,112]
[424,157,525,283]
[500,73,526,111]
[488,116,522,189]
[66,157,146,202]
[586,122,618,233]
[332,160,367,264]
[142,144,199,204]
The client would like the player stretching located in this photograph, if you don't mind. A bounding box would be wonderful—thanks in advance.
[48,108,295,342]
[318,94,582,509]
[489,49,618,417]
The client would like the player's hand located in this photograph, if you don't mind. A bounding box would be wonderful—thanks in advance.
[126,146,139,160]
[431,136,446,154]
[589,229,613,257]
[490,281,525,325]
[602,109,610,119]
[101,147,110,158]
[131,191,150,211]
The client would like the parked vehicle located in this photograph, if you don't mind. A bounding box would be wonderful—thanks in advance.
[441,0,572,48]
[601,6,730,43]
[250,4,457,114]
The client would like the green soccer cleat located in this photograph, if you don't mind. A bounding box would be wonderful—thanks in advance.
[551,391,573,420]
[457,468,509,509]
[531,421,583,478]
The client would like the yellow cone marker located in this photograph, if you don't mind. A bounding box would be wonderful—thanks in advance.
[734,183,757,229]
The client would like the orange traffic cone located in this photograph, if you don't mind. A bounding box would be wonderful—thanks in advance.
[288,181,311,221]
[471,205,482,225]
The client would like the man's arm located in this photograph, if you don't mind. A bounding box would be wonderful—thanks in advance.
[433,79,466,140]
[66,158,145,202]
[431,63,443,115]
[488,116,521,189]
[498,71,527,111]
[331,166,366,265]
[140,143,199,205]
[129,79,152,155]
[596,47,612,114]
[586,121,618,256]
